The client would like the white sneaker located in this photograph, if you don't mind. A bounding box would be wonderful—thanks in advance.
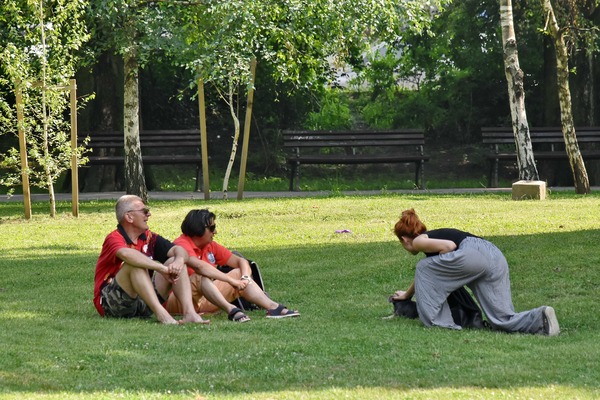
[542,306,560,336]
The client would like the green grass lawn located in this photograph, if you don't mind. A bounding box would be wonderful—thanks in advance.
[147,163,498,192]
[0,192,599,399]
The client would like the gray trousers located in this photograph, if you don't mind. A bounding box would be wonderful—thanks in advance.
[414,236,546,333]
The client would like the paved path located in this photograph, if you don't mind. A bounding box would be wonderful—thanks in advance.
[0,186,586,203]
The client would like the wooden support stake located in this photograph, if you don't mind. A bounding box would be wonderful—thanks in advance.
[69,79,79,217]
[198,78,210,200]
[15,83,32,220]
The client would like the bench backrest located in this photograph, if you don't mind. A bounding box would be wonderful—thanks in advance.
[283,129,425,150]
[79,129,202,149]
[482,127,600,145]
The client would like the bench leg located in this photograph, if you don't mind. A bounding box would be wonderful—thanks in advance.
[415,160,425,189]
[195,165,202,192]
[289,162,300,191]
[489,158,499,188]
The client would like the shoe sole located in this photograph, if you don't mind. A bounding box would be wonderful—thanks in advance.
[544,306,560,336]
[266,312,300,319]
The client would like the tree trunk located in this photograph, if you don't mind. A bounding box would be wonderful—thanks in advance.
[123,50,148,200]
[500,0,539,182]
[222,82,240,200]
[542,0,590,194]
[76,51,123,192]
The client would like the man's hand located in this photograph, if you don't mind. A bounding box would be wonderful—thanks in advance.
[163,256,184,283]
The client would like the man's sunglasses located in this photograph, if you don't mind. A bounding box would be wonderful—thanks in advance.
[128,207,151,216]
[206,224,216,232]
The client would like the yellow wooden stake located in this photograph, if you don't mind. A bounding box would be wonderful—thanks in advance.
[70,79,79,217]
[15,83,32,220]
[198,78,210,200]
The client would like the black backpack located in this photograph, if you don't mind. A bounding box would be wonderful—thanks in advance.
[391,286,487,329]
[217,257,266,311]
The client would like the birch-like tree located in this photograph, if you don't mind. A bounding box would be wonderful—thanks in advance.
[540,0,591,194]
[499,0,539,182]
[88,0,176,200]
[0,0,90,217]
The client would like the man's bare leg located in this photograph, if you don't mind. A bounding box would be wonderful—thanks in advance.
[116,264,178,324]
[155,271,209,324]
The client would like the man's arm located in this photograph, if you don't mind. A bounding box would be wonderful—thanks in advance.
[115,247,171,274]
[115,244,188,278]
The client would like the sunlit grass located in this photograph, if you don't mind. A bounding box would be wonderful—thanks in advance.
[147,164,502,192]
[1,192,599,399]
[0,385,597,400]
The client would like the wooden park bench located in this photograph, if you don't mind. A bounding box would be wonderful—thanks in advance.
[482,126,600,187]
[79,129,204,190]
[282,129,428,191]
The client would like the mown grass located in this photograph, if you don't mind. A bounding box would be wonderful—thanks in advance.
[0,192,598,399]
[1,158,507,195]
[148,164,500,192]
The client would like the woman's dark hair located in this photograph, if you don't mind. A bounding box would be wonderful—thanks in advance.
[181,209,216,237]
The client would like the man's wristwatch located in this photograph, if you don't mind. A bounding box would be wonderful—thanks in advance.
[241,275,251,281]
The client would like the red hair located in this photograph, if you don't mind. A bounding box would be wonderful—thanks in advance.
[394,208,427,240]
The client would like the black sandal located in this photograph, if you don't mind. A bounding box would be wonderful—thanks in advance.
[266,304,300,318]
[228,307,250,322]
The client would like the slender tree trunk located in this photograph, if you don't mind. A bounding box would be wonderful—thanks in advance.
[500,0,539,182]
[542,0,590,194]
[222,81,240,200]
[42,91,57,217]
[123,50,148,200]
[38,0,56,217]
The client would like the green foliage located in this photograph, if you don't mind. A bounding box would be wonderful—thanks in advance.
[0,0,90,212]
[172,0,452,94]
[346,0,561,142]
[359,97,396,129]
[87,0,174,67]
[352,50,401,129]
[164,0,454,193]
[0,193,599,399]
[305,89,352,130]
[538,0,600,55]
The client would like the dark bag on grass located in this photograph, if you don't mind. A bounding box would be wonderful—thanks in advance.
[217,253,266,311]
[391,286,487,329]
[447,286,487,329]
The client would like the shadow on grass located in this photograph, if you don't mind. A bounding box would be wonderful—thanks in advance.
[0,230,599,396]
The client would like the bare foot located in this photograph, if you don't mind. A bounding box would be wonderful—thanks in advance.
[181,313,211,324]
[159,317,180,325]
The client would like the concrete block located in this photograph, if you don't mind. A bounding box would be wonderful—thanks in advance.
[512,180,547,200]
